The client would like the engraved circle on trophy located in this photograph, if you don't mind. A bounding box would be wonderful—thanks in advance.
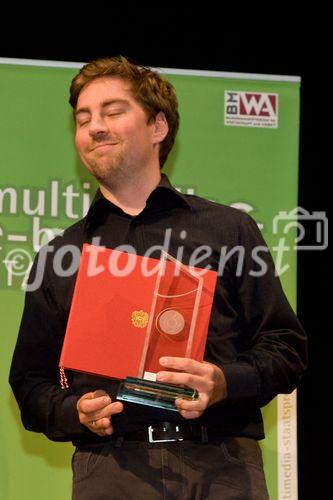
[156,309,185,335]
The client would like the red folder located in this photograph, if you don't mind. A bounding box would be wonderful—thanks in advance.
[59,244,217,383]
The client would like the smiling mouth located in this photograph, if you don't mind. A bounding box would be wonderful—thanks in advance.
[91,143,118,151]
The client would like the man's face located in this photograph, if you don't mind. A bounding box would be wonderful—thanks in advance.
[74,77,162,187]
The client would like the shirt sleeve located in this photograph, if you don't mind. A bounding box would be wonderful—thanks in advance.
[8,248,94,442]
[220,212,308,408]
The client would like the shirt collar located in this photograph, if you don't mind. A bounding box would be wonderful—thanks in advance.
[84,173,193,229]
[148,173,192,209]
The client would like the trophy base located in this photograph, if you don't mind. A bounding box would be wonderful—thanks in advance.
[117,376,199,411]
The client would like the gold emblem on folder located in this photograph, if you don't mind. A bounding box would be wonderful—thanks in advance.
[131,310,149,328]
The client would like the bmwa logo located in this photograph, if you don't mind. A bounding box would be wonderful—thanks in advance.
[224,91,278,128]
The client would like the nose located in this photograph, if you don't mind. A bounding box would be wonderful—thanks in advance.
[88,115,109,139]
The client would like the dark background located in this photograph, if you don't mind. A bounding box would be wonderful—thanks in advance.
[1,10,328,499]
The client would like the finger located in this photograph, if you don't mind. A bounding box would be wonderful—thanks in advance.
[175,396,208,413]
[91,417,112,430]
[90,418,114,436]
[78,393,112,414]
[93,389,109,398]
[83,401,124,423]
[178,409,202,419]
[156,371,208,392]
[159,357,208,376]
[81,390,108,401]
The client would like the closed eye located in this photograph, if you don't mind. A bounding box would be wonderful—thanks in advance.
[106,111,124,117]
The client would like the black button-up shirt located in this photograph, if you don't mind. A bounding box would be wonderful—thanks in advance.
[9,174,307,445]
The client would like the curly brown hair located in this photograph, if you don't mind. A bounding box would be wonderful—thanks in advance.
[69,55,179,168]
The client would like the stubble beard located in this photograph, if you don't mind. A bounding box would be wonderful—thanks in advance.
[85,143,153,191]
[86,149,130,190]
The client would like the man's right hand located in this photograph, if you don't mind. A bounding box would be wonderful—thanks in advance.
[76,389,124,437]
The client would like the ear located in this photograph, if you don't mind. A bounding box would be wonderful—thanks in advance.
[152,112,169,145]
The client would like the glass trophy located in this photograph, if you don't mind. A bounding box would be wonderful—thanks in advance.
[117,251,203,411]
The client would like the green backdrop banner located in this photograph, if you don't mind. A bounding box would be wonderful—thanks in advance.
[0,59,301,500]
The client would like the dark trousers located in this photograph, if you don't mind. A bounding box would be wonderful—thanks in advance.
[72,437,269,500]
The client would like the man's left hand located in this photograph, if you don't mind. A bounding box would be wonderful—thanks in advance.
[157,357,227,419]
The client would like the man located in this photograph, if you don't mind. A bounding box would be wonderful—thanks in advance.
[9,56,307,499]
